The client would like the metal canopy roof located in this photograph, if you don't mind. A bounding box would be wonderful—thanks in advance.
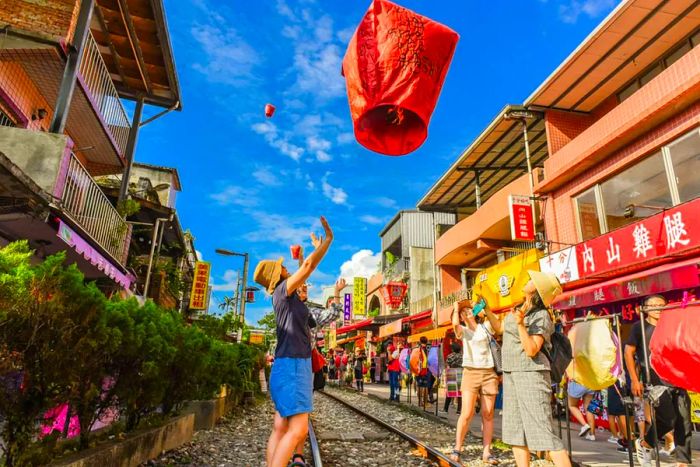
[93,0,181,109]
[417,105,548,213]
[525,0,700,112]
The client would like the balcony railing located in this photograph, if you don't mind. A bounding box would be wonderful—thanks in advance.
[79,33,130,155]
[61,153,129,263]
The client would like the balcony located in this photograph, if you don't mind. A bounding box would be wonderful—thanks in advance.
[0,126,129,265]
[0,30,130,174]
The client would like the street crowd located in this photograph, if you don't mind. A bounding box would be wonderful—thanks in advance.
[254,217,694,467]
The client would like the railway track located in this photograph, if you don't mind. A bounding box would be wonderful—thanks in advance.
[311,390,461,467]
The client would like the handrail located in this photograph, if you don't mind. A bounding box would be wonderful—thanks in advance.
[60,153,129,264]
[79,32,131,155]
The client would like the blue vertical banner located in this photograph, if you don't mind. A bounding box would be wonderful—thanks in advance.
[343,293,352,321]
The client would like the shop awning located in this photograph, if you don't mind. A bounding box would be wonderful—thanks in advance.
[554,257,700,310]
[378,309,433,338]
[336,335,363,346]
[407,325,452,343]
[336,318,374,336]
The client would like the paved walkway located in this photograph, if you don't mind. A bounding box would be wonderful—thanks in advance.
[336,381,700,467]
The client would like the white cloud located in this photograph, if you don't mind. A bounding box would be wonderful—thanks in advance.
[252,121,305,161]
[316,150,332,163]
[374,196,398,209]
[337,132,354,145]
[244,212,320,244]
[360,215,385,225]
[211,269,239,292]
[210,185,258,206]
[293,43,345,99]
[558,0,616,23]
[191,23,260,87]
[321,174,348,205]
[339,249,382,280]
[252,166,282,186]
[337,26,355,44]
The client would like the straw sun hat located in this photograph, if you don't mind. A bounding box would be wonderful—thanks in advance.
[527,270,562,307]
[254,257,284,294]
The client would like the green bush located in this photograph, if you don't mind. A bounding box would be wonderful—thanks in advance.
[0,242,265,466]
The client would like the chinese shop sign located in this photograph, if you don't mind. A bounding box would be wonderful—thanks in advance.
[353,277,367,318]
[381,281,408,308]
[474,248,542,312]
[189,261,211,310]
[576,198,700,279]
[344,293,352,320]
[509,195,535,241]
[539,246,580,284]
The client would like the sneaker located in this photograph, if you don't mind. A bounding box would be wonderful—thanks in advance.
[578,424,591,437]
[586,433,596,441]
[635,439,653,467]
[616,446,628,453]
[659,443,676,456]
[607,436,619,444]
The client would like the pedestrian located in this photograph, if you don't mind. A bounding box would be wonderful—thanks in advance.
[450,300,499,465]
[369,353,377,383]
[443,341,463,414]
[388,343,401,402]
[481,270,572,467]
[256,216,333,467]
[567,379,597,441]
[356,348,368,391]
[411,337,431,407]
[328,350,337,382]
[606,378,631,452]
[339,350,349,386]
[626,295,692,467]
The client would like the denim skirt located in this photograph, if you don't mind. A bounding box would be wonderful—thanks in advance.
[269,357,313,418]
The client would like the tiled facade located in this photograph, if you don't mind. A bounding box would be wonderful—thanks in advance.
[0,0,79,39]
[540,45,700,248]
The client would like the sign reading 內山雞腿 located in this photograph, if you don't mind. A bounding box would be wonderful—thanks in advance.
[508,194,535,241]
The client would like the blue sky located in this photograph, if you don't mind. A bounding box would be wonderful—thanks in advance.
[132,0,618,325]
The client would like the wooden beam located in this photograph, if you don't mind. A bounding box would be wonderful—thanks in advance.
[116,0,152,94]
[94,6,128,86]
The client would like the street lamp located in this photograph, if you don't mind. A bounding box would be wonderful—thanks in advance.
[215,248,250,340]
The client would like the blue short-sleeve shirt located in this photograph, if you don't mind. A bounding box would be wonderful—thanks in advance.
[273,279,311,359]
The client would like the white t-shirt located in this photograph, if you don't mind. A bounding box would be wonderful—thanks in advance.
[460,322,495,369]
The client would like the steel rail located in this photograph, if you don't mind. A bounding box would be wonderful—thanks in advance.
[307,419,323,467]
[318,390,461,467]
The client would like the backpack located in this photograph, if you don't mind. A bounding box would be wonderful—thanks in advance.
[544,330,573,385]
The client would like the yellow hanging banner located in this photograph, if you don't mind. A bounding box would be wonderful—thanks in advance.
[472,249,542,312]
[690,392,700,424]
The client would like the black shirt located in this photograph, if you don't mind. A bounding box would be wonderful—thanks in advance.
[626,320,663,385]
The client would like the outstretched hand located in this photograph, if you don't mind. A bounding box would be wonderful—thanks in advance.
[310,217,333,249]
[335,278,347,293]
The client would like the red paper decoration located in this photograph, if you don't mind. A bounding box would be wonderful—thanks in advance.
[264,103,276,118]
[342,0,459,156]
[381,281,408,308]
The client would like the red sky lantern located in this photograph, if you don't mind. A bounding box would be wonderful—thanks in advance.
[381,281,408,308]
[264,103,276,118]
[342,0,459,156]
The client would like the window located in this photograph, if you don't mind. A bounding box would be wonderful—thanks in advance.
[0,109,16,128]
[575,188,602,241]
[665,42,691,68]
[667,129,700,203]
[572,127,700,241]
[600,152,672,231]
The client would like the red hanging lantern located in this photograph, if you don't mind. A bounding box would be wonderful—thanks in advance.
[264,103,276,118]
[380,281,408,308]
[342,0,459,156]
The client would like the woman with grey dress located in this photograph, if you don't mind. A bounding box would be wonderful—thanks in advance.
[481,270,571,467]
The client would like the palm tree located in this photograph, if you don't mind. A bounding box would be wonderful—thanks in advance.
[218,295,238,314]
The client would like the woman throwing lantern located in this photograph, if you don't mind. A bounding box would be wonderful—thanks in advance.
[481,271,572,467]
[255,216,333,467]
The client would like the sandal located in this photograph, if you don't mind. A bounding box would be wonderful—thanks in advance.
[449,449,462,462]
[290,454,307,467]
[483,454,500,465]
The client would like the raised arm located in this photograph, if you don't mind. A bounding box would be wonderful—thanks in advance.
[451,302,463,340]
[481,298,503,335]
[286,217,333,296]
[625,343,642,397]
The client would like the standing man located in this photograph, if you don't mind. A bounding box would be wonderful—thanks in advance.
[387,343,401,402]
[625,295,692,467]
[443,341,463,414]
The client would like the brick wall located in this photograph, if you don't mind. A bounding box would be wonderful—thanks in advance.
[0,61,53,131]
[0,0,79,40]
[545,110,594,155]
[544,101,700,248]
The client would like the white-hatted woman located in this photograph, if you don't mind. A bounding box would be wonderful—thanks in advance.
[450,300,499,465]
[482,271,571,467]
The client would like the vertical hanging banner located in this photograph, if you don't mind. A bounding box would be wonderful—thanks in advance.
[509,194,535,241]
[189,261,211,310]
[328,321,337,351]
[344,293,352,321]
[353,277,367,318]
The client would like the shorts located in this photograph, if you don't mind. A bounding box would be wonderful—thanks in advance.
[607,385,625,416]
[568,380,594,399]
[269,357,313,418]
[416,374,430,387]
[462,367,499,396]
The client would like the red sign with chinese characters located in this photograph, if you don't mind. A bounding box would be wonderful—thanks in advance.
[189,261,211,310]
[509,195,535,241]
[380,282,408,308]
[575,197,700,280]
